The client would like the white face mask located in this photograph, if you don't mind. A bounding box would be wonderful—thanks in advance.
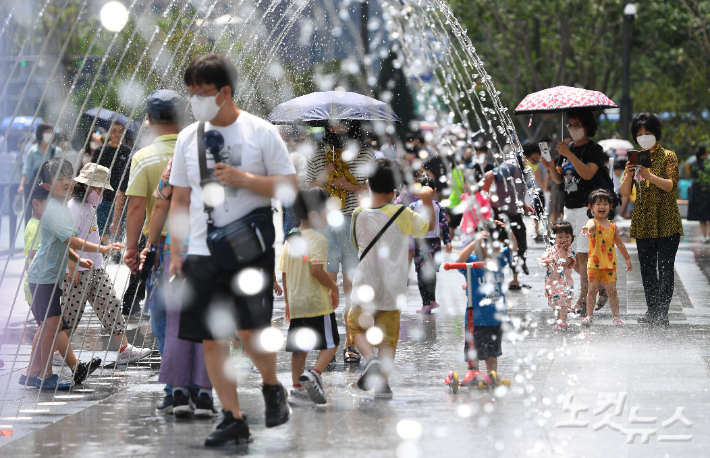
[190,88,224,123]
[89,141,100,150]
[637,134,656,150]
[568,126,585,142]
[42,132,53,144]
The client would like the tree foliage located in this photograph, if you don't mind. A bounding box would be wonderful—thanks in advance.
[448,0,710,156]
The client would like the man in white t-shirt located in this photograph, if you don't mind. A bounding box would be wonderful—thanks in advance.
[168,54,297,446]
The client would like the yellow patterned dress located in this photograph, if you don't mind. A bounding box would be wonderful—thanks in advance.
[323,146,358,209]
[587,221,618,284]
[629,144,683,239]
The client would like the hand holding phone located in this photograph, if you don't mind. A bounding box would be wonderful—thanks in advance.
[627,150,652,168]
[539,142,552,162]
[140,244,158,283]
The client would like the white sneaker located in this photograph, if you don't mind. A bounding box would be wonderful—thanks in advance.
[299,369,327,404]
[115,344,152,365]
[52,350,65,367]
[288,388,313,407]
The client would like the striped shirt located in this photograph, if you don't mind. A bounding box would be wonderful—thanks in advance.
[306,143,375,216]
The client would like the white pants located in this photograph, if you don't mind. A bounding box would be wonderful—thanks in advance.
[564,207,590,254]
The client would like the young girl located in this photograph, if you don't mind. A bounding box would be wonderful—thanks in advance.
[580,189,632,326]
[409,176,452,314]
[62,163,151,364]
[541,221,576,331]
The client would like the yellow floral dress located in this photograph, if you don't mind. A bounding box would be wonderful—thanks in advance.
[587,221,617,283]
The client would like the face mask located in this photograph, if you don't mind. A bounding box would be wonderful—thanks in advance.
[89,141,100,150]
[637,134,656,150]
[43,132,53,144]
[526,159,538,173]
[190,88,224,123]
[568,126,585,142]
[86,190,102,206]
[324,130,347,149]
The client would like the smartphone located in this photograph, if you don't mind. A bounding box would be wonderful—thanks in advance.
[539,142,552,162]
[627,150,652,168]
[140,244,158,283]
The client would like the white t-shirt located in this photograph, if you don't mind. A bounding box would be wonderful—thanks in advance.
[169,112,296,256]
[411,199,441,238]
[68,200,104,271]
[350,204,429,311]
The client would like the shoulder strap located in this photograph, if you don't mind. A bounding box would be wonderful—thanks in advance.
[196,122,214,223]
[49,145,55,159]
[359,205,406,262]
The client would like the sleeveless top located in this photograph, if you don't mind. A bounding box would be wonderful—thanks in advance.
[588,221,617,270]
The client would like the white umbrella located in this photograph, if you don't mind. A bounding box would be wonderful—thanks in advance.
[598,138,635,159]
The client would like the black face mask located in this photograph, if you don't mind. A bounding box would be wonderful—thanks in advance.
[323,130,347,149]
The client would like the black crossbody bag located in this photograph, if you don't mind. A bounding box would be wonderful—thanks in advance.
[197,122,275,271]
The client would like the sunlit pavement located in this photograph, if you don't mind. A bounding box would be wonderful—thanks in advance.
[1,217,710,456]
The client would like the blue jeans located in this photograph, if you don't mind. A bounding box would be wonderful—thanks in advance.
[148,254,168,355]
[96,199,126,240]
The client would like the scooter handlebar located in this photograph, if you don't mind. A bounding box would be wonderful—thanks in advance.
[443,262,486,270]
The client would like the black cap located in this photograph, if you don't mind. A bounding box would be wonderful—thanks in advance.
[146,90,185,122]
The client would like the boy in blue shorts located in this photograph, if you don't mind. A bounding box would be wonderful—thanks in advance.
[456,227,511,387]
[24,158,123,390]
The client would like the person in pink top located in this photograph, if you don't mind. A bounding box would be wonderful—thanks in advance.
[459,191,492,248]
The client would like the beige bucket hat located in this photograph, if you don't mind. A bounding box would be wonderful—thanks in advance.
[74,163,114,191]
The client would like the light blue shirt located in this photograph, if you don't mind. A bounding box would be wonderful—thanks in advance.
[27,197,78,285]
[22,144,62,182]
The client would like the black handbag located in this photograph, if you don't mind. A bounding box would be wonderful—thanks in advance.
[197,123,275,271]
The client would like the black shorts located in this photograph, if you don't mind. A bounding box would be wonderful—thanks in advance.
[445,207,463,229]
[29,283,64,325]
[465,324,503,360]
[285,312,340,352]
[178,253,275,342]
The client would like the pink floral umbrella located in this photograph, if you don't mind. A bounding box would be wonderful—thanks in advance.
[514,86,617,114]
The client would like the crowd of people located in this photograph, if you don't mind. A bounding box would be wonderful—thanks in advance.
[8,51,692,447]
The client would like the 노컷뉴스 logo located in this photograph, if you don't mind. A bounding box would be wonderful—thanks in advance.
[555,392,692,444]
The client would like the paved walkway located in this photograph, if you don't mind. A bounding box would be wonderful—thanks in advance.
[0,218,709,457]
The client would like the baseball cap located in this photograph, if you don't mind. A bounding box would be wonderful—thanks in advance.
[146,89,185,121]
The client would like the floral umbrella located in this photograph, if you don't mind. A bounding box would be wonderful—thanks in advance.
[513,86,617,114]
[514,86,618,136]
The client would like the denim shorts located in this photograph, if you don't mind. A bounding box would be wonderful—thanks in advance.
[324,215,359,275]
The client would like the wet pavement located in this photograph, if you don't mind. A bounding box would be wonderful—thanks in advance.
[1,218,710,456]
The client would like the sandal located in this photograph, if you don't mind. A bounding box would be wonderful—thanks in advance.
[572,302,586,316]
[343,347,361,364]
[508,283,532,291]
[595,289,608,311]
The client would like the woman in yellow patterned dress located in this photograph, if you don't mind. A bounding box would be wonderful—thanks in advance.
[620,113,683,326]
[580,190,633,326]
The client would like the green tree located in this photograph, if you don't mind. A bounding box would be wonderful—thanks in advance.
[375,52,416,139]
[447,0,710,155]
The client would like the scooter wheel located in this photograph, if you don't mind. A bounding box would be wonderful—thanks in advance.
[450,372,459,393]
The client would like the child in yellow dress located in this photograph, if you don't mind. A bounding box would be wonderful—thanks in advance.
[580,189,632,326]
